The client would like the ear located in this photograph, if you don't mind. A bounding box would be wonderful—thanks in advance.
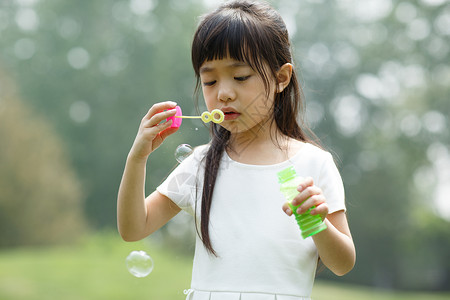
[276,63,293,93]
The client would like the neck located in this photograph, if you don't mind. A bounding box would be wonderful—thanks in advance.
[226,120,293,165]
[229,117,275,148]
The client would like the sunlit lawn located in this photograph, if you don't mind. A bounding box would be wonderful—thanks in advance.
[0,232,192,300]
[0,232,449,300]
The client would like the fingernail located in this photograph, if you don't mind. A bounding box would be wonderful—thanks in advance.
[286,208,292,215]
[297,185,303,192]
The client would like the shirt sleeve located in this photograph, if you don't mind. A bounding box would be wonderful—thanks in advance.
[156,145,206,216]
[318,153,346,214]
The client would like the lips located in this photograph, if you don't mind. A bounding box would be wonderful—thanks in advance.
[221,107,240,120]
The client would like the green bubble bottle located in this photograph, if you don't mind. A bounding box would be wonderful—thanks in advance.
[277,166,327,239]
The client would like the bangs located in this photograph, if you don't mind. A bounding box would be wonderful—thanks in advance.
[192,12,250,71]
[192,7,275,88]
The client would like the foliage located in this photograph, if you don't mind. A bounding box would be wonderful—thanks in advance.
[0,0,207,229]
[0,70,86,247]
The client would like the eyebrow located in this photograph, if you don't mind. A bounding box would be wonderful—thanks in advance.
[199,61,249,74]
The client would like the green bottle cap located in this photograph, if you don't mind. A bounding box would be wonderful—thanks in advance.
[277,166,297,183]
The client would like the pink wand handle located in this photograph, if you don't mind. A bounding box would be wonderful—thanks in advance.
[166,105,183,128]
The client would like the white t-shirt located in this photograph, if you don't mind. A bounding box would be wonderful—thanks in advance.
[157,143,346,300]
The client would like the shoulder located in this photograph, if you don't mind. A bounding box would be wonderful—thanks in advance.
[175,143,210,169]
[305,143,333,158]
[191,144,209,161]
[287,138,329,155]
[191,143,208,155]
[293,141,334,161]
[289,141,340,177]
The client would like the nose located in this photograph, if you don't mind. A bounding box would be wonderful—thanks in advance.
[217,81,236,103]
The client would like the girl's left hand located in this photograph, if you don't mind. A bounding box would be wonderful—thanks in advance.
[282,177,329,221]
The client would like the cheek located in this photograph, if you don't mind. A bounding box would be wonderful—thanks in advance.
[247,90,274,113]
[247,79,275,107]
[201,88,214,107]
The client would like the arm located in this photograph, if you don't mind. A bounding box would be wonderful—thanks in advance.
[117,101,181,242]
[282,177,356,276]
[312,210,355,276]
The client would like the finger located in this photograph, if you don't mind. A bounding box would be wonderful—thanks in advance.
[143,101,178,120]
[141,120,175,151]
[297,177,314,192]
[159,126,179,141]
[310,202,329,215]
[310,202,329,221]
[157,121,179,138]
[144,108,177,128]
[139,118,173,140]
[292,185,321,206]
[282,203,293,216]
[149,117,174,133]
[297,194,326,214]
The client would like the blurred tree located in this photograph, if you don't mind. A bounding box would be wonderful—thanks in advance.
[0,0,206,228]
[0,69,87,247]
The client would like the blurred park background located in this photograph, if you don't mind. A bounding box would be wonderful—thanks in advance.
[1,0,449,299]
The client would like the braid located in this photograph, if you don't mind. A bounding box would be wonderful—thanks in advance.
[198,125,230,256]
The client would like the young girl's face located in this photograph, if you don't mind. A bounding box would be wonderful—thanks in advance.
[199,56,276,136]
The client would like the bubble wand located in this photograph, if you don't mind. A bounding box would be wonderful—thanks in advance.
[166,105,224,128]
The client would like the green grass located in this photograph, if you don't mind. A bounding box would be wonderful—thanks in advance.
[312,281,450,300]
[0,232,192,300]
[0,232,449,300]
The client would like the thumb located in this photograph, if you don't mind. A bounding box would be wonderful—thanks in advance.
[282,203,293,216]
[153,126,179,149]
[159,126,179,141]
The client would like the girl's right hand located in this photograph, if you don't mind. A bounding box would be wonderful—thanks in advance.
[128,101,179,162]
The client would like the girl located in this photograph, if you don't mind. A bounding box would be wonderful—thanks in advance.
[117,1,355,299]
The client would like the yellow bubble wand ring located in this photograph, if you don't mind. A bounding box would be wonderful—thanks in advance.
[167,106,224,128]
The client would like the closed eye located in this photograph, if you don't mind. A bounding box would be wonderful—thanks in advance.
[202,80,216,86]
[234,75,251,82]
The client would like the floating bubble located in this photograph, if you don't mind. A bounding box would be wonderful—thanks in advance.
[175,144,193,163]
[125,250,154,278]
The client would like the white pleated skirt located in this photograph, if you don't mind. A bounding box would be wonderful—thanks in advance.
[183,289,311,300]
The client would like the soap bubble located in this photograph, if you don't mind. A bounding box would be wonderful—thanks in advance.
[175,144,193,163]
[126,250,154,278]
